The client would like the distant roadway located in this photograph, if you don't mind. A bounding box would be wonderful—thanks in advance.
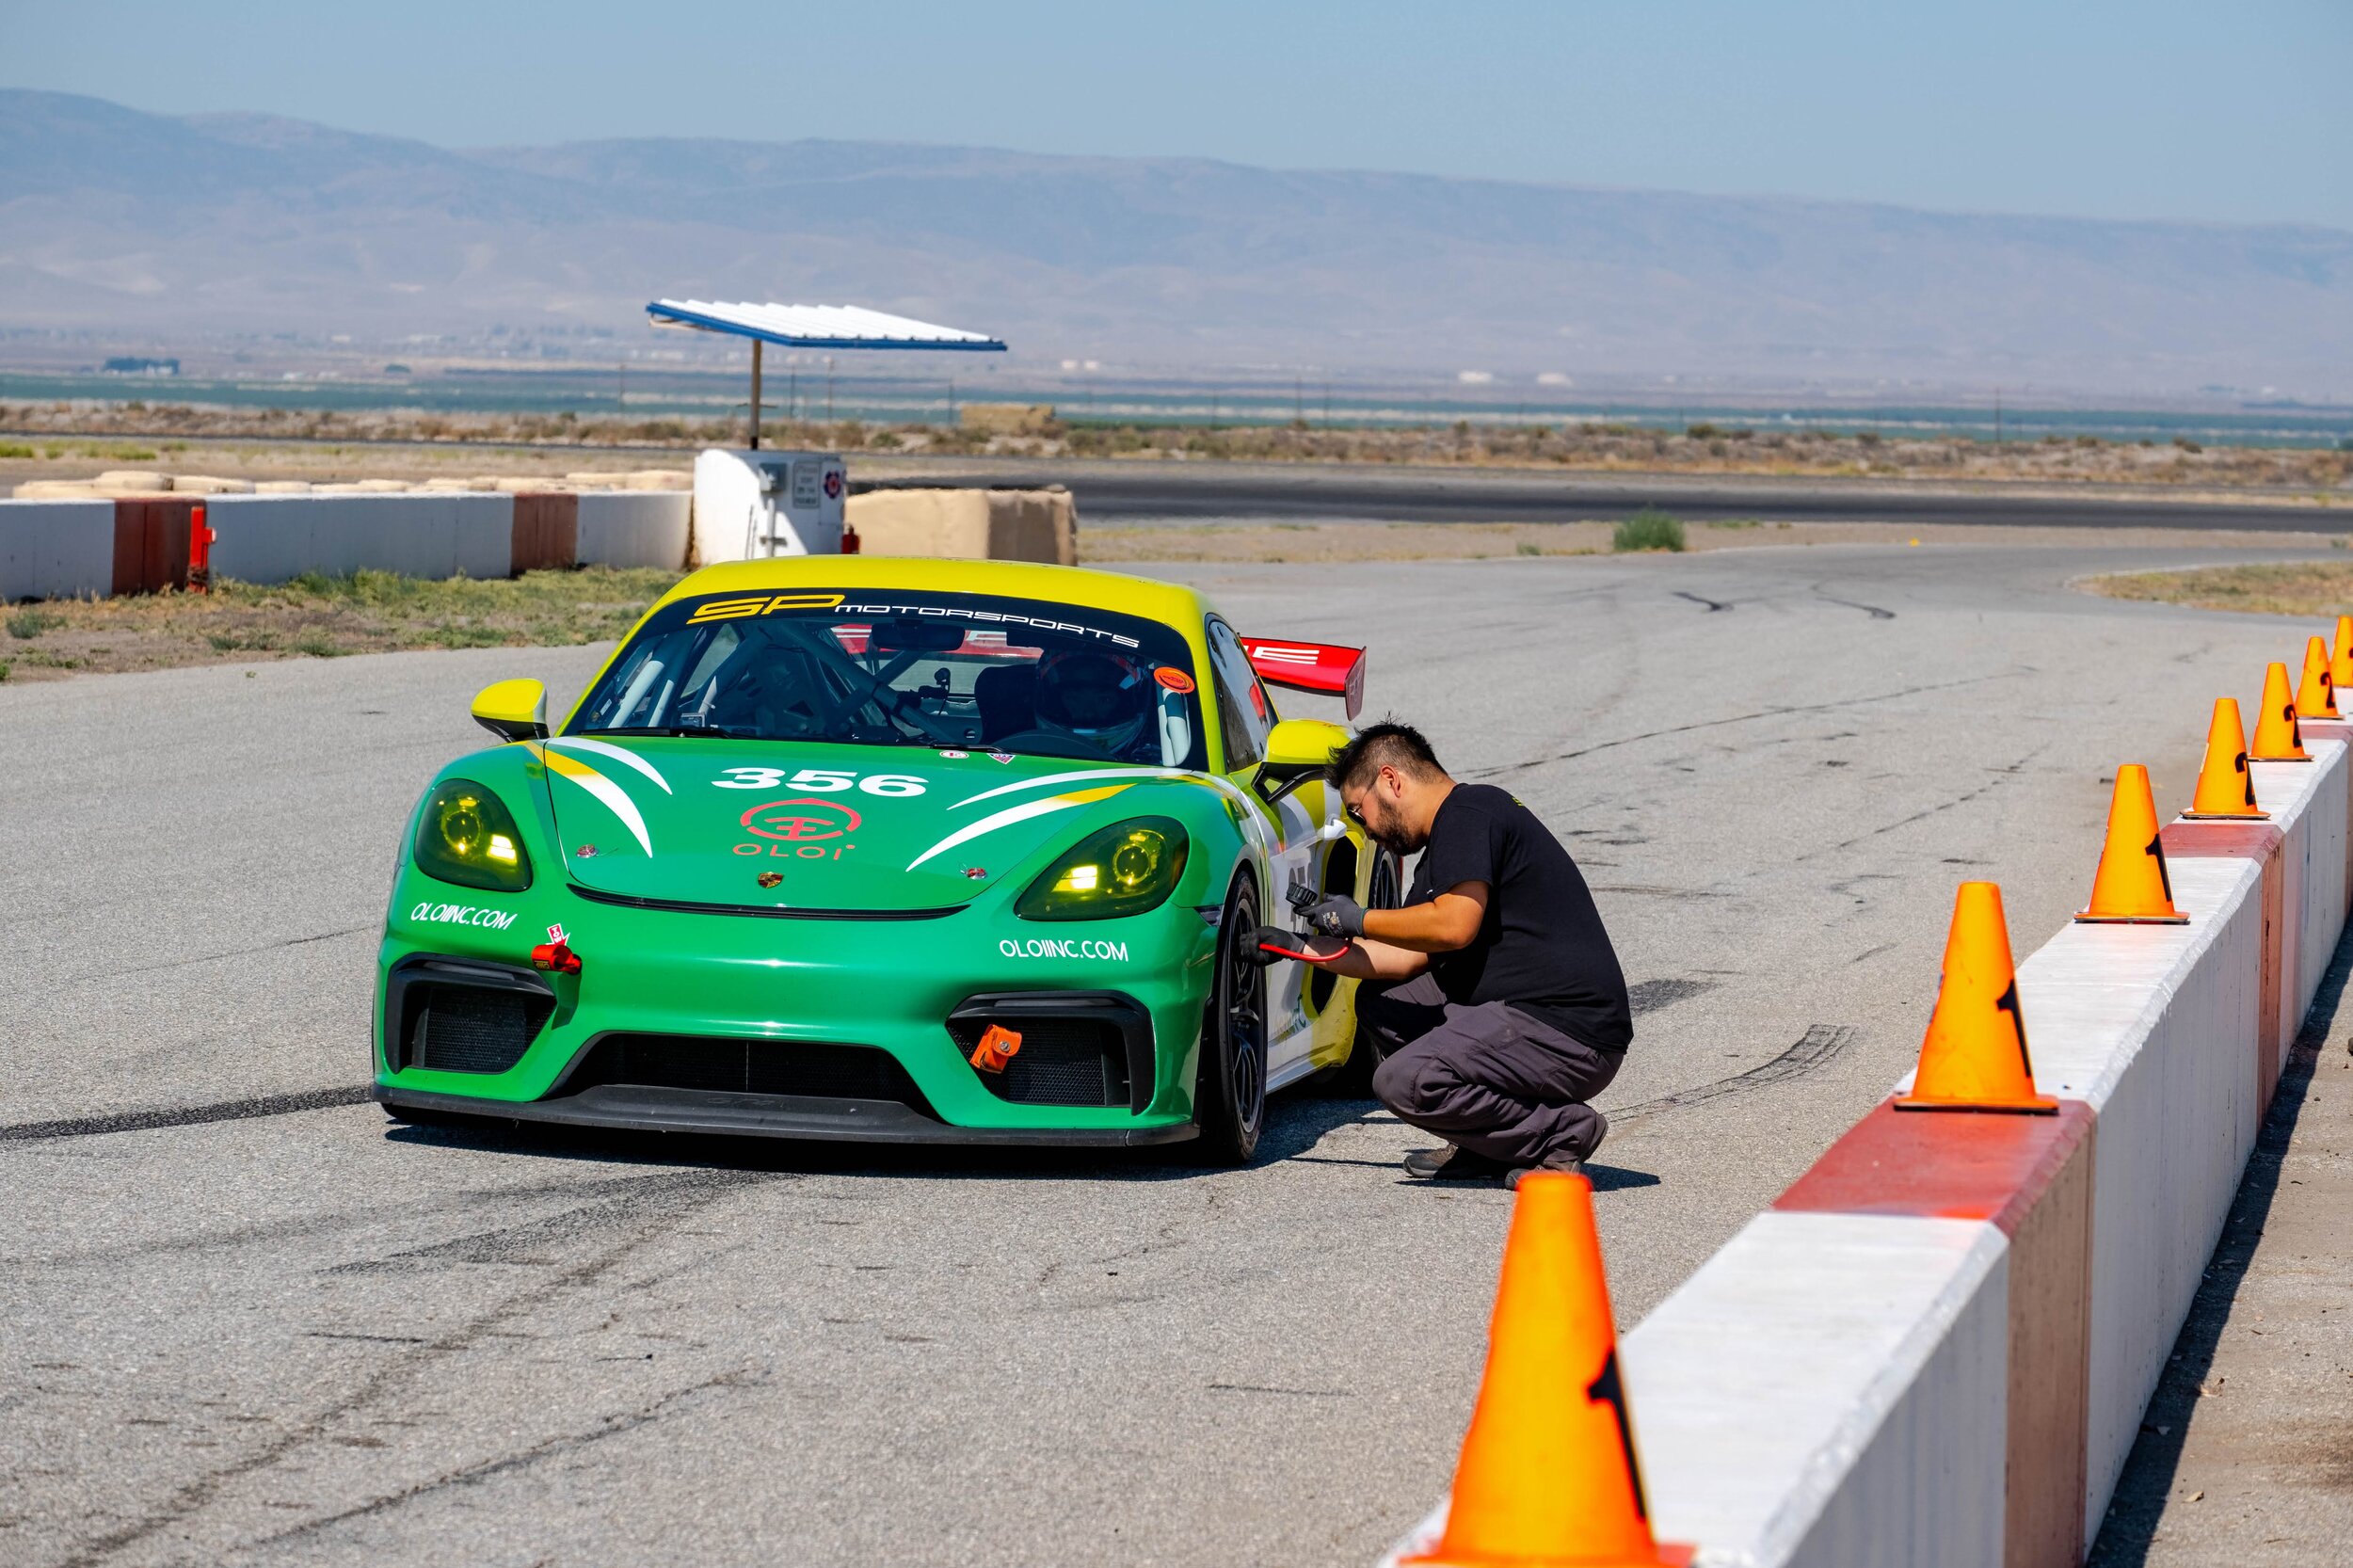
[860,458,2345,532]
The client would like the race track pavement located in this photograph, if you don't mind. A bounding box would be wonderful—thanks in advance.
[861,457,2347,532]
[0,540,2333,1566]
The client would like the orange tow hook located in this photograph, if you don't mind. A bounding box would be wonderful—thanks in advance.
[968,1024,1022,1074]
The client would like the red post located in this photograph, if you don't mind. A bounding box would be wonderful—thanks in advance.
[188,502,216,593]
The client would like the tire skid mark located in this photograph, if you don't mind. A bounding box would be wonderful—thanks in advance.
[1609,1024,1857,1127]
[54,1168,779,1568]
[1467,670,2016,780]
[54,926,374,989]
[328,1172,766,1273]
[1812,742,2051,856]
[30,1170,727,1272]
[0,1086,373,1144]
[244,1369,760,1552]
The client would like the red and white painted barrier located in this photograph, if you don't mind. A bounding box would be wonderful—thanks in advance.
[0,490,691,601]
[1385,733,2351,1567]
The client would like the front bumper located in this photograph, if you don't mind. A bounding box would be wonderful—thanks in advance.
[374,1082,1198,1145]
[374,875,1224,1143]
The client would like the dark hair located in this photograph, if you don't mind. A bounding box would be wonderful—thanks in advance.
[1324,720,1447,790]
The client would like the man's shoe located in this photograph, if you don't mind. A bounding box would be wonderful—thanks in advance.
[1503,1155,1587,1190]
[1503,1116,1609,1190]
[1402,1144,1513,1180]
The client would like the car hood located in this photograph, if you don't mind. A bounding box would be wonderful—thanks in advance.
[535,736,1202,913]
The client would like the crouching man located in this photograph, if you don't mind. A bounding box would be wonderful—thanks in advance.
[1253,723,1632,1185]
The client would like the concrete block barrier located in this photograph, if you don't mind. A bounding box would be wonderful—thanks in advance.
[1385,716,2353,1566]
[205,493,514,584]
[0,498,116,600]
[0,488,695,601]
[845,487,1079,566]
[576,490,692,569]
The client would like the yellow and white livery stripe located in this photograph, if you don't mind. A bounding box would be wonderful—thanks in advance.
[546,736,673,793]
[907,783,1132,871]
[539,745,655,856]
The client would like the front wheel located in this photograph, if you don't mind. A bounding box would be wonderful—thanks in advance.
[1191,876,1267,1164]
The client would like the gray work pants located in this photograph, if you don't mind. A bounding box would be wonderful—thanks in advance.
[1362,972,1621,1167]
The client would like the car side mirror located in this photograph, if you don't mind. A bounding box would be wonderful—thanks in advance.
[472,678,549,743]
[1257,717,1350,801]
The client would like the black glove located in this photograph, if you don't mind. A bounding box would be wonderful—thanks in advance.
[1243,926,1346,965]
[1299,892,1366,938]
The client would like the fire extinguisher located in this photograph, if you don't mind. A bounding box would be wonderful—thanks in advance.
[188,502,216,593]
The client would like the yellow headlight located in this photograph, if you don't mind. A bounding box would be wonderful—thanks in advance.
[1111,831,1161,889]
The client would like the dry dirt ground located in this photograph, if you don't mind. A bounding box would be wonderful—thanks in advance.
[1078,519,2353,563]
[2089,937,2353,1565]
[0,568,675,682]
[2086,560,2353,618]
[5,401,2349,492]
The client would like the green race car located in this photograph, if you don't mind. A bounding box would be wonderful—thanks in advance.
[373,556,1396,1162]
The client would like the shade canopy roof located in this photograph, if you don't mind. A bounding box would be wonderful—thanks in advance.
[646,299,1006,352]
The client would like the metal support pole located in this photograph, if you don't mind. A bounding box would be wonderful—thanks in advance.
[748,340,763,451]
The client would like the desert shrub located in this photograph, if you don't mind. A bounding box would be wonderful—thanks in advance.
[1613,508,1686,552]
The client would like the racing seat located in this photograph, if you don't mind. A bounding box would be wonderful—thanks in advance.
[973,664,1038,743]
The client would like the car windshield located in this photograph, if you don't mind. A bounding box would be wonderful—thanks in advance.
[568,587,1208,768]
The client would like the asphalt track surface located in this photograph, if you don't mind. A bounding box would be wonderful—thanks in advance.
[866,458,2348,533]
[1,538,2337,1566]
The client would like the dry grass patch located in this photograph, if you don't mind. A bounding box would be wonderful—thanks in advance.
[1080,521,1614,563]
[0,566,680,681]
[2085,559,2353,617]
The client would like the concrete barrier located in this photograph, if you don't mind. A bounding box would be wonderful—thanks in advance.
[1385,713,2353,1567]
[0,490,695,600]
[0,498,115,600]
[845,488,1079,566]
[206,493,514,583]
[577,490,691,569]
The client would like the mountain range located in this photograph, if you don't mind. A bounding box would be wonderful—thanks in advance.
[2,88,2347,396]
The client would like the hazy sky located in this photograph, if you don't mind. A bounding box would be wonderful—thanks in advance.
[7,0,2348,228]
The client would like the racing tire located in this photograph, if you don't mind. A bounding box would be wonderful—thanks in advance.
[1190,875,1268,1164]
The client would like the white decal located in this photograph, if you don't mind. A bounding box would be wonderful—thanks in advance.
[409,902,520,930]
[789,768,856,792]
[998,937,1130,962]
[714,766,927,796]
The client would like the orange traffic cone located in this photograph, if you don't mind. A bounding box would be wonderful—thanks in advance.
[1895,882,2059,1114]
[2075,765,2188,923]
[2333,616,2353,693]
[1405,1173,1691,1568]
[2248,663,2310,761]
[2297,635,2340,719]
[2183,698,2267,820]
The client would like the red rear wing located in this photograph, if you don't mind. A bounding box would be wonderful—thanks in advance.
[1238,637,1367,721]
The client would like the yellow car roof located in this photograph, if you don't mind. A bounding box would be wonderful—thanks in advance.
[657,555,1210,630]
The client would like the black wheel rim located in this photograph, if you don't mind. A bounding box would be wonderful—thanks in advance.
[1225,897,1267,1135]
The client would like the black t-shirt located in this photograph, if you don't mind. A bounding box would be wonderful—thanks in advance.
[1408,783,1632,1050]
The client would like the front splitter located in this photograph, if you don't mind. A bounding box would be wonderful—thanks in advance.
[374,1083,1200,1147]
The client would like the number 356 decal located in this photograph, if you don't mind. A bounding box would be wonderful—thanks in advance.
[712,767,927,797]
